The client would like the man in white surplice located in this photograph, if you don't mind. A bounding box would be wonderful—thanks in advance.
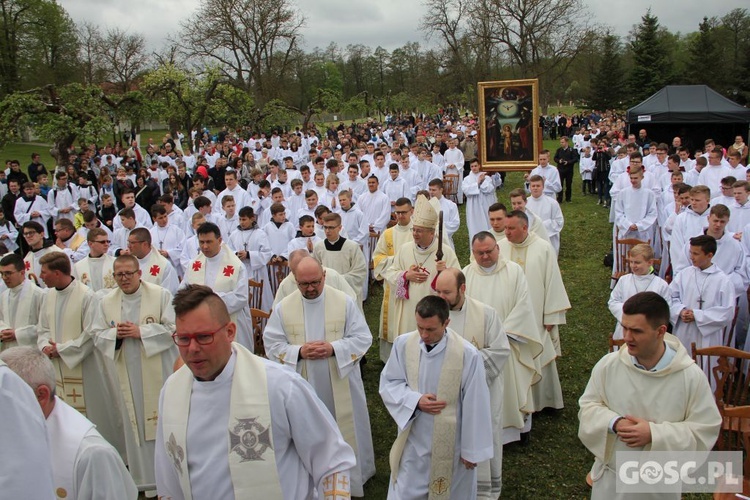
[92,255,177,491]
[0,254,45,351]
[127,227,179,296]
[462,159,495,242]
[155,285,356,500]
[380,295,493,500]
[264,257,375,497]
[526,175,565,256]
[1,346,137,500]
[435,268,510,499]
[73,228,117,296]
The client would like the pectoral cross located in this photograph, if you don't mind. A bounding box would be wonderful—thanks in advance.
[147,411,159,422]
[697,296,704,310]
[67,388,81,403]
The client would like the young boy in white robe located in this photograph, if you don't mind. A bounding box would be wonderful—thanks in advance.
[382,164,408,211]
[729,180,750,233]
[526,175,564,255]
[229,207,273,311]
[285,215,321,260]
[669,185,712,276]
[216,195,239,242]
[608,244,670,343]
[0,207,18,253]
[286,179,306,228]
[579,146,594,195]
[670,234,735,352]
[150,204,185,277]
[263,203,295,263]
[112,208,137,257]
[179,213,205,274]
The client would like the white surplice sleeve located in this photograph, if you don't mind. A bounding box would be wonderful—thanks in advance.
[379,335,422,432]
[331,298,373,378]
[263,306,302,367]
[75,433,138,500]
[459,345,494,464]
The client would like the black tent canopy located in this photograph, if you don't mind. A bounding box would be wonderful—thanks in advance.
[626,85,750,151]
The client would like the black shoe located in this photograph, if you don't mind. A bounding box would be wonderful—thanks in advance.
[520,431,531,446]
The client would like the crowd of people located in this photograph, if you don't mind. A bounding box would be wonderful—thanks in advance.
[0,108,746,498]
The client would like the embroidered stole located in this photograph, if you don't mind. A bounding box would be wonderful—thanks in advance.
[47,397,94,500]
[280,288,359,461]
[186,246,241,322]
[76,255,116,291]
[456,297,486,349]
[47,281,87,415]
[101,282,164,444]
[0,282,34,351]
[389,330,464,499]
[375,228,395,342]
[161,344,281,499]
[24,247,64,287]
[68,233,85,251]
[140,251,169,286]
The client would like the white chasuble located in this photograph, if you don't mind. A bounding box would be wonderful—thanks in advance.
[138,249,178,295]
[74,253,117,294]
[24,246,65,288]
[265,287,375,496]
[0,279,45,350]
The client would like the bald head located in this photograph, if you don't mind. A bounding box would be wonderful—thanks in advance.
[294,256,326,299]
[434,267,465,310]
[295,256,323,277]
[288,249,310,272]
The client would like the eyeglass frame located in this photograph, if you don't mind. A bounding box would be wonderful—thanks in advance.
[113,270,140,280]
[172,322,230,347]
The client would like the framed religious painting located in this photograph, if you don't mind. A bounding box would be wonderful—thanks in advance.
[478,79,540,171]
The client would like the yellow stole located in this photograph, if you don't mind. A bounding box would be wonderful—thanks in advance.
[101,281,164,444]
[374,228,395,342]
[161,344,281,499]
[68,233,85,251]
[390,329,464,499]
[185,245,242,322]
[47,280,87,415]
[0,282,34,351]
[279,287,359,461]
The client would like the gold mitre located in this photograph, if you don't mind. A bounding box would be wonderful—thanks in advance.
[413,194,438,229]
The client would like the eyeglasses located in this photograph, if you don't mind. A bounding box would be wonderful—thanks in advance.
[172,322,229,346]
[323,225,339,230]
[394,210,411,215]
[22,232,38,237]
[0,270,19,277]
[113,270,139,279]
[297,279,323,288]
[93,240,111,244]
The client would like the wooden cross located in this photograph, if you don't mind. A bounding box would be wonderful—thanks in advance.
[147,411,159,422]
[67,388,81,404]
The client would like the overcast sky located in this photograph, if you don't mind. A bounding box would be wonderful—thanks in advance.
[59,0,748,54]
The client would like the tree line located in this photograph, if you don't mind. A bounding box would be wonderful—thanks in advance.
[0,0,748,164]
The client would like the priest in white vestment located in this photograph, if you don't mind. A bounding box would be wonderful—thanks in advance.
[36,251,126,460]
[156,284,356,500]
[73,228,117,296]
[386,195,460,340]
[579,292,721,500]
[312,213,368,304]
[264,257,375,496]
[228,207,274,312]
[273,250,357,306]
[53,218,89,263]
[1,346,137,500]
[22,221,65,288]
[92,255,178,491]
[127,227,179,296]
[499,211,570,412]
[0,359,55,499]
[180,222,253,351]
[380,295,493,500]
[464,232,544,444]
[373,198,414,361]
[0,254,45,351]
[435,269,510,499]
[462,161,495,241]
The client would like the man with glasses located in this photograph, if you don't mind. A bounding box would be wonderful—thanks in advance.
[181,222,252,350]
[156,284,356,500]
[21,221,65,288]
[92,254,177,491]
[0,254,45,351]
[127,227,178,296]
[74,228,117,294]
[264,256,374,496]
[36,252,125,455]
[386,195,459,341]
[373,197,414,361]
[312,213,367,305]
[54,218,89,263]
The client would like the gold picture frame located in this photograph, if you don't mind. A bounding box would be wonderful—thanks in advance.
[478,79,540,171]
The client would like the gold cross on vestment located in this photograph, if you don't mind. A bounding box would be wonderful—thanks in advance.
[278,352,286,365]
[431,476,449,495]
[289,328,303,344]
[147,411,159,422]
[67,388,81,403]
[337,475,349,489]
[323,476,333,490]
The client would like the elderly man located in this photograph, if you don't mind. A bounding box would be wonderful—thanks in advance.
[0,254,45,351]
[92,255,177,491]
[435,268,510,499]
[264,257,375,496]
[380,295,493,500]
[373,197,414,361]
[499,211,570,413]
[1,346,137,500]
[156,284,356,499]
[386,195,460,340]
[464,231,543,444]
[180,222,252,350]
[273,249,357,306]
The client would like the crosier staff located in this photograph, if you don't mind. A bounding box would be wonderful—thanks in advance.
[435,210,444,264]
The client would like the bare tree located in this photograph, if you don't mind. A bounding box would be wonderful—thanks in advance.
[177,0,304,105]
[77,21,101,85]
[94,28,149,93]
